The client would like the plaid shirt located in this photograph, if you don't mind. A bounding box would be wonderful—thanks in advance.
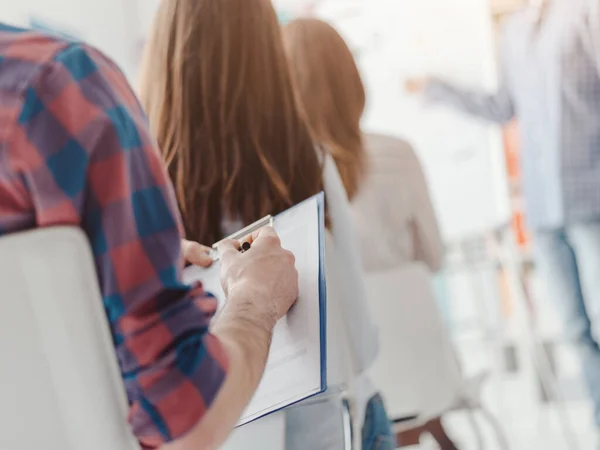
[0,24,227,448]
[426,0,600,230]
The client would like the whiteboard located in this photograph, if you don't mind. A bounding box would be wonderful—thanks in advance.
[277,0,511,241]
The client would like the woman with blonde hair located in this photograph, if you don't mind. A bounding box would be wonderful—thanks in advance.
[284,17,446,450]
[139,0,380,448]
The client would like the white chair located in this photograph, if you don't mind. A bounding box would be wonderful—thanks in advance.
[365,263,463,423]
[0,227,139,450]
[221,413,286,450]
[365,263,508,449]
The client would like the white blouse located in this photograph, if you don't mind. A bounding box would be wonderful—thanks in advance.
[352,133,444,273]
[286,153,379,450]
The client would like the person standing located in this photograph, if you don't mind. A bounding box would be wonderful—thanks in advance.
[407,0,600,427]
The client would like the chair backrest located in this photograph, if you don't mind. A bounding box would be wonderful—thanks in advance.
[0,227,139,450]
[365,263,463,421]
[221,412,286,450]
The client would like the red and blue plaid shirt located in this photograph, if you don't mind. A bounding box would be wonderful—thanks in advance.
[0,24,228,448]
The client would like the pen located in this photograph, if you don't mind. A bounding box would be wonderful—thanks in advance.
[211,215,274,260]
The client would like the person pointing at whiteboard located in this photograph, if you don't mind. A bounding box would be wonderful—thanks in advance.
[408,0,600,431]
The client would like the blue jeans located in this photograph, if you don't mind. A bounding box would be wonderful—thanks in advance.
[362,394,395,450]
[535,222,600,426]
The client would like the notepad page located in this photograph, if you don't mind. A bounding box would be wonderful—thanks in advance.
[182,196,323,425]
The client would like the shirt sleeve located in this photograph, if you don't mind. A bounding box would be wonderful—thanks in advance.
[424,30,515,125]
[404,146,445,272]
[11,43,228,448]
[425,78,515,125]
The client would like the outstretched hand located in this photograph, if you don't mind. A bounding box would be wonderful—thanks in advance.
[405,77,430,94]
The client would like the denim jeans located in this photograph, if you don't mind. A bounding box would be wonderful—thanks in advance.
[362,393,395,450]
[535,222,600,426]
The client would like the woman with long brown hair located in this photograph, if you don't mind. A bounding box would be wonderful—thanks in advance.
[139,0,322,245]
[139,1,379,449]
[284,18,445,450]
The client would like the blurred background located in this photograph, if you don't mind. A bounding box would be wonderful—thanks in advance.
[1,0,595,448]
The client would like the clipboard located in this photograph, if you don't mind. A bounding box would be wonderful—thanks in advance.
[183,192,327,425]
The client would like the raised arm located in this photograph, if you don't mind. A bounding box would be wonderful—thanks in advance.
[407,31,515,125]
[10,42,296,449]
[423,76,515,125]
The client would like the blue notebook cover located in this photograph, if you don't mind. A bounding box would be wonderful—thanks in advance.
[316,191,327,393]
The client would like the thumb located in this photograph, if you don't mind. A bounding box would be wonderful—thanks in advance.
[181,239,213,267]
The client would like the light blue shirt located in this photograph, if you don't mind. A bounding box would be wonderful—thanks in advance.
[427,0,600,230]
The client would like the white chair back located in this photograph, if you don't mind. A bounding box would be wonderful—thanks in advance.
[365,263,463,422]
[0,227,139,450]
[221,413,285,450]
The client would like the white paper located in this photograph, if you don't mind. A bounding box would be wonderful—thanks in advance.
[182,196,324,425]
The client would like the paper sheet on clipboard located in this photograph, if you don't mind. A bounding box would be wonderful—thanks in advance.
[182,193,327,426]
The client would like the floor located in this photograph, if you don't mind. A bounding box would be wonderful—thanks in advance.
[400,336,597,449]
[444,360,595,449]
[420,258,599,450]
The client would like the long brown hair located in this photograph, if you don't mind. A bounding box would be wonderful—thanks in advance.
[283,18,367,200]
[138,0,323,244]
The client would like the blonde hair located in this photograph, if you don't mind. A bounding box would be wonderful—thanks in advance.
[284,18,367,200]
[138,0,323,244]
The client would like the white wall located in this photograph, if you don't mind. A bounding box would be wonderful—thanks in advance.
[0,0,141,82]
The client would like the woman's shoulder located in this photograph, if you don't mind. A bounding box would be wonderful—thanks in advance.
[363,133,421,173]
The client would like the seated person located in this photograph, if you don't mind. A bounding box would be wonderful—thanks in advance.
[138,0,381,448]
[284,18,446,449]
[0,22,298,450]
[284,18,444,275]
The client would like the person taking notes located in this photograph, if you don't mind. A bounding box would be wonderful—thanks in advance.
[0,23,298,450]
